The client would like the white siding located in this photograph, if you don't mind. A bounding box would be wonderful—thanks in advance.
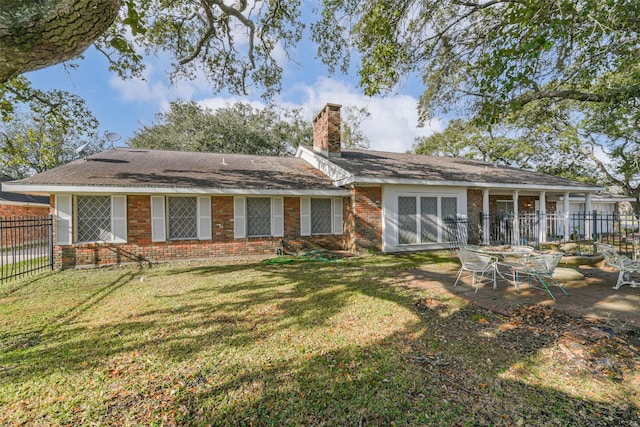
[382,185,467,253]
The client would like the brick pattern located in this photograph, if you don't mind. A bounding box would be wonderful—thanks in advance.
[312,104,341,156]
[0,203,50,249]
[466,189,483,244]
[53,195,348,269]
[0,203,49,218]
[346,186,382,254]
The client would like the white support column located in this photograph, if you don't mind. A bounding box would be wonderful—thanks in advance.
[482,189,490,245]
[585,192,593,240]
[538,191,547,244]
[512,190,520,244]
[563,192,571,240]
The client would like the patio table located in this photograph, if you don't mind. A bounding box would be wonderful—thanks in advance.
[468,246,533,290]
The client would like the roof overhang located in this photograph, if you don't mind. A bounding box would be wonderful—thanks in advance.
[2,183,350,197]
[296,146,352,182]
[334,176,605,193]
[297,145,604,193]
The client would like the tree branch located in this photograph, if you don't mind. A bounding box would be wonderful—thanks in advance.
[208,0,256,70]
[178,0,219,65]
[519,86,640,105]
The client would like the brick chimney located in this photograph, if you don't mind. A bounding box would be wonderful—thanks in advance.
[313,103,342,157]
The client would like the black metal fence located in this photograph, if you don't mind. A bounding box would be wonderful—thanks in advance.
[470,211,639,256]
[1,215,53,281]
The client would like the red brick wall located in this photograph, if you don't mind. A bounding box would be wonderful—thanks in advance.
[0,203,51,249]
[0,203,49,218]
[312,103,341,156]
[467,189,482,244]
[346,186,382,254]
[53,195,349,269]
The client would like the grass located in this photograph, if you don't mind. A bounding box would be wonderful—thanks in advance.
[0,256,49,280]
[0,252,638,426]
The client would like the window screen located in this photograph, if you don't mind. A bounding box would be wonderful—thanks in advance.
[398,196,417,244]
[311,198,332,234]
[168,197,198,239]
[442,197,458,220]
[420,197,438,243]
[77,195,111,242]
[247,198,271,237]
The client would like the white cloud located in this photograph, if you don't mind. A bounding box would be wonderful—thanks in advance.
[109,59,441,153]
[281,77,443,152]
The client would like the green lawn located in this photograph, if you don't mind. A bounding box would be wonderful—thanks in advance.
[0,256,49,280]
[0,253,638,425]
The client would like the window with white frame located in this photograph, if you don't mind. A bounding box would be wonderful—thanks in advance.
[150,196,211,242]
[167,196,198,239]
[233,196,283,239]
[398,196,418,244]
[300,197,343,237]
[247,197,271,237]
[55,194,127,245]
[311,198,332,234]
[77,195,112,242]
[397,195,459,245]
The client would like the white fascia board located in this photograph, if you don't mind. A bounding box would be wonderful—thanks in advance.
[560,195,636,203]
[335,176,605,193]
[3,183,350,197]
[296,146,352,183]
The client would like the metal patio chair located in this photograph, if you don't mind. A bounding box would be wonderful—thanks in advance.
[596,242,640,289]
[454,248,498,292]
[522,253,568,300]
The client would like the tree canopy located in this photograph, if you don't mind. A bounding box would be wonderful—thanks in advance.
[128,101,372,156]
[314,0,640,124]
[1,0,639,196]
[0,106,103,179]
[128,101,312,156]
[5,0,637,120]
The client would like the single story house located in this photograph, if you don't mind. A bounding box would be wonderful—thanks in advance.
[5,103,605,269]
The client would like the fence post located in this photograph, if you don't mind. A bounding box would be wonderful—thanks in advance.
[48,214,54,270]
[592,210,598,253]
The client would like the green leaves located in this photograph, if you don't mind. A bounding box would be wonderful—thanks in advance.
[128,101,312,156]
[0,76,101,178]
[122,0,146,36]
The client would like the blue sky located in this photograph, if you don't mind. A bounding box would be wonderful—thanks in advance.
[25,7,442,153]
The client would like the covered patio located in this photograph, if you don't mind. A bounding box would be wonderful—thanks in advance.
[467,187,605,246]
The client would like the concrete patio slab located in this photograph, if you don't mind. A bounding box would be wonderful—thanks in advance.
[402,260,639,331]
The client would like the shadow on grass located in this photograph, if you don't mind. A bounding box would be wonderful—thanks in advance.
[0,252,638,425]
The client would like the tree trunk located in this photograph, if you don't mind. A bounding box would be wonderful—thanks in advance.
[0,0,122,83]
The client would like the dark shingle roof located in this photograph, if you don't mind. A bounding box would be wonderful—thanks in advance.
[328,149,602,189]
[11,148,339,191]
[0,175,49,204]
